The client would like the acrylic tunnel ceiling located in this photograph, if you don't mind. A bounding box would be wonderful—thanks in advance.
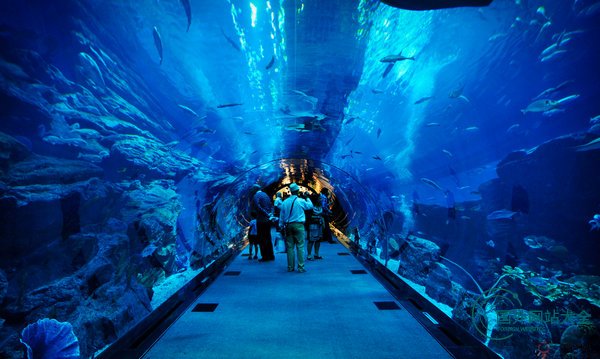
[1,0,599,227]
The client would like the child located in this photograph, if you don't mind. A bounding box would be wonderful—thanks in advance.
[248,215,259,259]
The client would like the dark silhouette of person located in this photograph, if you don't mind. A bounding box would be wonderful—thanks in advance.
[250,184,275,262]
[320,188,335,243]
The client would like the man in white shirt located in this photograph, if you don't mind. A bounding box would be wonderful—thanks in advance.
[278,183,313,273]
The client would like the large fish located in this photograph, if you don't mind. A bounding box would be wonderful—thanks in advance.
[556,94,580,105]
[217,103,243,108]
[380,53,416,63]
[220,28,241,51]
[521,99,560,114]
[265,55,276,70]
[420,178,445,192]
[180,0,192,32]
[574,137,600,152]
[414,96,434,104]
[153,26,163,64]
[532,80,574,100]
[178,104,199,117]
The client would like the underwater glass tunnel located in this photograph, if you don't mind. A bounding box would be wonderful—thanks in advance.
[1,0,600,358]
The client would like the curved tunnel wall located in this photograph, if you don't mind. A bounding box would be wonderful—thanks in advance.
[210,158,387,245]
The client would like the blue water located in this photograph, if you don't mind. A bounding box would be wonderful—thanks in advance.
[1,0,599,358]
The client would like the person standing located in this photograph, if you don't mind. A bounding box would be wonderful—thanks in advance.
[272,192,285,253]
[320,188,335,243]
[250,184,275,262]
[247,215,259,259]
[279,183,313,273]
[307,194,324,260]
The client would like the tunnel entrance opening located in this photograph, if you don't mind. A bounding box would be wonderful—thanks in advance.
[207,158,389,248]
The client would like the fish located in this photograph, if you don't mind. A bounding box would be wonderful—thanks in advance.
[536,6,549,19]
[78,52,105,88]
[420,177,444,192]
[291,90,318,106]
[377,128,382,138]
[532,80,574,100]
[344,116,358,125]
[352,150,362,154]
[579,1,600,17]
[465,126,479,132]
[589,214,600,231]
[178,104,199,117]
[540,50,567,63]
[265,55,275,70]
[220,28,241,51]
[486,210,517,220]
[414,96,434,104]
[217,103,243,108]
[488,32,508,41]
[521,99,560,114]
[486,240,495,248]
[540,43,559,58]
[535,21,552,43]
[382,63,394,78]
[590,115,600,125]
[380,53,416,63]
[574,137,600,152]
[506,124,520,133]
[371,89,384,94]
[180,0,192,32]
[152,26,163,65]
[442,149,453,158]
[425,122,440,127]
[372,155,382,160]
[460,215,471,220]
[556,94,580,105]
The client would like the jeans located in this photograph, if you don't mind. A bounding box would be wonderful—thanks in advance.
[285,223,305,270]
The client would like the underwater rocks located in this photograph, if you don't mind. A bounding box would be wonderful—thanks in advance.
[396,236,441,285]
[121,180,182,286]
[0,231,152,359]
[108,135,200,180]
[424,263,464,308]
[2,154,103,186]
[0,132,31,168]
[0,269,7,305]
[488,309,552,359]
[560,324,600,358]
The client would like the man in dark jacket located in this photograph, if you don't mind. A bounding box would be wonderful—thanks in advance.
[251,184,275,261]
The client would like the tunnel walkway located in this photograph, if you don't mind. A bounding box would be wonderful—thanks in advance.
[143,241,453,359]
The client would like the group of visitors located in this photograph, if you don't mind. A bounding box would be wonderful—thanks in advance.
[248,183,334,273]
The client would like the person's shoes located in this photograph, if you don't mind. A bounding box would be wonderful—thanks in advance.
[253,255,258,259]
[307,256,313,260]
[298,268,306,273]
[327,241,336,244]
[314,255,322,259]
[248,255,252,260]
[288,268,295,272]
[258,258,267,262]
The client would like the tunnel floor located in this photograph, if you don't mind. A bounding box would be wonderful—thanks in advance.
[143,240,452,359]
